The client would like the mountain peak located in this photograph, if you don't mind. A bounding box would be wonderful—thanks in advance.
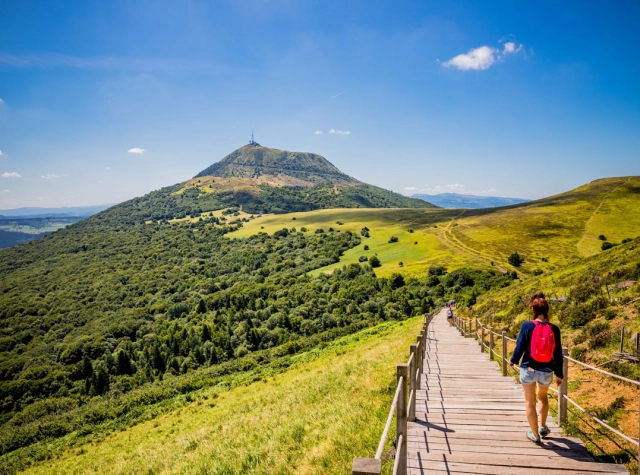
[194,145,359,185]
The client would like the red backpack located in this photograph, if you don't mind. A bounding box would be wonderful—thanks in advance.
[530,321,555,363]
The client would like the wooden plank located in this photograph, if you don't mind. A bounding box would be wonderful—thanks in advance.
[401,313,629,475]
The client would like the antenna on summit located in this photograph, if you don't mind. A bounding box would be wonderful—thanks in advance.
[249,128,258,146]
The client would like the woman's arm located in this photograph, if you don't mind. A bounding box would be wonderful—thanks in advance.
[552,325,564,379]
[510,322,529,365]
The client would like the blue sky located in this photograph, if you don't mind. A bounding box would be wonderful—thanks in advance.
[1,1,639,208]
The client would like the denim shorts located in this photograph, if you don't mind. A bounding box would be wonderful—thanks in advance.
[520,367,553,386]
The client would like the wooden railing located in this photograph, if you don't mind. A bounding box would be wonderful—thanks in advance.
[351,310,438,475]
[452,314,640,466]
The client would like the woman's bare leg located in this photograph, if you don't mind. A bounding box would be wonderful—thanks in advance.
[523,383,539,436]
[537,384,550,428]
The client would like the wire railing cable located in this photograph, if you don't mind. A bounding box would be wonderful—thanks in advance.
[375,377,403,459]
[565,356,640,387]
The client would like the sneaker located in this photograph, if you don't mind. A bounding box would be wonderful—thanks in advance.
[539,426,551,438]
[527,430,541,444]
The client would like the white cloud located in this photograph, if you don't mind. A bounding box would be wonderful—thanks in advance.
[3,190,9,193]
[0,150,5,157]
[0,98,4,104]
[313,130,323,135]
[404,186,418,191]
[127,147,147,154]
[503,42,523,55]
[443,41,524,71]
[41,173,68,179]
[1,172,21,178]
[106,166,111,170]
[328,128,351,136]
[443,46,497,71]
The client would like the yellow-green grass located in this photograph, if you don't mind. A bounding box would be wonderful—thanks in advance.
[229,208,473,278]
[22,318,423,475]
[226,177,640,278]
[166,209,256,225]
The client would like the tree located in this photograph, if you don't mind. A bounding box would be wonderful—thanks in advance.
[369,255,381,268]
[390,273,405,289]
[196,298,207,314]
[601,241,614,251]
[116,351,132,375]
[508,252,523,267]
[428,266,447,276]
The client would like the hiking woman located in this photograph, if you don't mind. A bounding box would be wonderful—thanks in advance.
[509,292,563,444]
[446,305,453,327]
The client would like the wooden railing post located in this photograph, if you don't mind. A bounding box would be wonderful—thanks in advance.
[481,325,485,352]
[352,458,381,475]
[396,363,408,475]
[635,332,639,354]
[409,344,417,422]
[501,331,507,376]
[416,335,423,389]
[489,328,494,361]
[474,317,478,341]
[637,376,640,468]
[558,347,569,425]
[620,326,625,353]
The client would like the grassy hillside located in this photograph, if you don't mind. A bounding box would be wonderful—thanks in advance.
[194,144,357,185]
[227,177,640,277]
[13,318,422,475]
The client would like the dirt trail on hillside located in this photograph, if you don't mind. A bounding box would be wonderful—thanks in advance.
[436,216,509,273]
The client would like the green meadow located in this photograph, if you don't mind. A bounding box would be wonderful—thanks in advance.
[228,176,640,278]
[20,318,422,475]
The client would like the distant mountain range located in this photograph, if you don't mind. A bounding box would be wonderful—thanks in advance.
[411,193,529,209]
[0,204,114,219]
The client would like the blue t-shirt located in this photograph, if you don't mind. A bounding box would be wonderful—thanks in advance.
[510,320,563,378]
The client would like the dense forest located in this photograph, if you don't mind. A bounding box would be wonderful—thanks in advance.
[0,196,514,467]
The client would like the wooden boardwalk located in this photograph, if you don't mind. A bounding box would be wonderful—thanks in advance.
[407,310,629,474]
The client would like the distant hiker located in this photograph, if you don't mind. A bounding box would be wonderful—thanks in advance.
[446,306,453,326]
[510,292,563,444]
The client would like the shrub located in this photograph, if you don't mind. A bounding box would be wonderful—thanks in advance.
[601,241,614,251]
[570,347,587,362]
[508,252,524,267]
[358,256,368,262]
[603,308,618,320]
[561,303,594,329]
[532,269,544,276]
[291,217,296,220]
[587,321,610,336]
[300,227,307,232]
[408,229,414,233]
[622,238,633,244]
[388,236,399,243]
[589,330,612,349]
[390,273,405,289]
[428,266,447,276]
[573,333,586,345]
[315,229,325,234]
[369,256,381,268]
[363,245,369,250]
[598,235,607,241]
[398,262,404,267]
